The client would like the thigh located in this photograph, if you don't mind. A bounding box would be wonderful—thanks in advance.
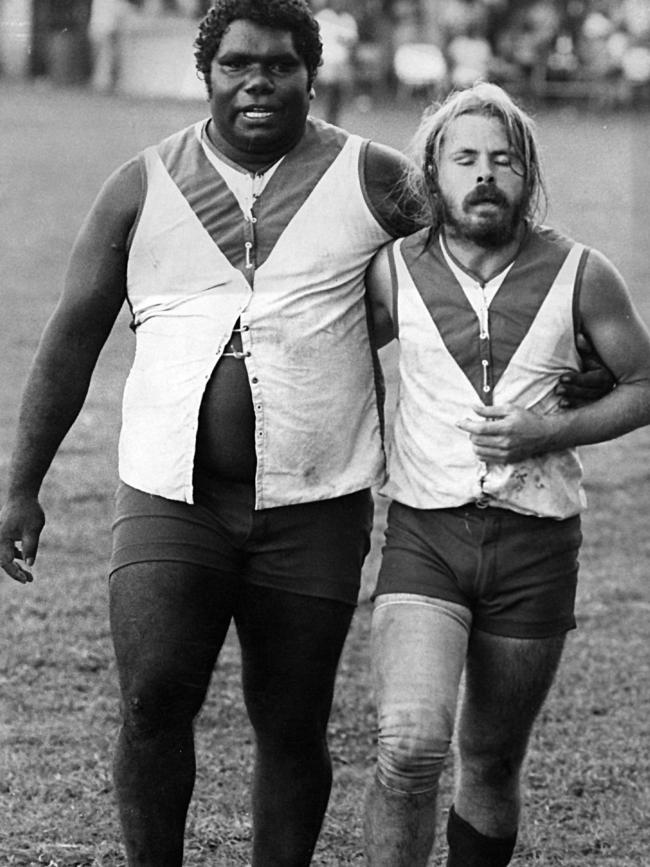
[235,585,355,739]
[458,629,566,757]
[372,593,471,723]
[110,561,240,720]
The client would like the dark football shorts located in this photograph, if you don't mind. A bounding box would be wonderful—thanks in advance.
[373,501,582,638]
[110,480,373,606]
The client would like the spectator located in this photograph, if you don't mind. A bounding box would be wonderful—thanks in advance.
[578,7,618,78]
[447,30,492,88]
[314,0,359,124]
[88,0,135,92]
[618,0,650,40]
[497,1,561,93]
[439,0,489,44]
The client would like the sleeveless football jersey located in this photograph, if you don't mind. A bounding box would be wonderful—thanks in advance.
[120,118,397,506]
[383,226,589,519]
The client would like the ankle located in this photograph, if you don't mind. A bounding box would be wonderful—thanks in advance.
[446,805,517,867]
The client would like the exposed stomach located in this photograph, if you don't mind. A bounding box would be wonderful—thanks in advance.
[194,353,257,483]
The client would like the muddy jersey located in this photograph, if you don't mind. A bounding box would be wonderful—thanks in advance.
[120,117,415,506]
[383,225,590,519]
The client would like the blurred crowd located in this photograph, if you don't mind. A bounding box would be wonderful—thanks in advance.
[368,0,650,104]
[15,0,650,106]
[167,0,650,104]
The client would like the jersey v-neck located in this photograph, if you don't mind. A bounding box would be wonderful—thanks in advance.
[156,118,349,274]
[399,226,576,402]
[439,233,514,338]
[199,120,284,223]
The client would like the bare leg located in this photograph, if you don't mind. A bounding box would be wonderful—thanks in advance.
[364,595,471,867]
[450,630,566,860]
[110,563,238,867]
[236,584,355,867]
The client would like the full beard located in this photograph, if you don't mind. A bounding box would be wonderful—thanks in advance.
[440,187,526,249]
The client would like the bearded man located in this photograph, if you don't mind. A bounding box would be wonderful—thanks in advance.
[363,82,650,867]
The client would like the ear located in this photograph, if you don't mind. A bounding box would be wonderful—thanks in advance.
[425,162,438,186]
[309,87,316,100]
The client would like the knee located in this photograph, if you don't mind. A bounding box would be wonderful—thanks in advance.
[246,687,331,757]
[119,676,204,741]
[457,735,524,790]
[253,711,328,760]
[376,708,452,795]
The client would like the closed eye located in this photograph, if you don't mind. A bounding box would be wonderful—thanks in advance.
[454,154,476,166]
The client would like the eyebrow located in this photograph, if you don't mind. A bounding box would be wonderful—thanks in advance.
[450,147,513,157]
[217,49,300,62]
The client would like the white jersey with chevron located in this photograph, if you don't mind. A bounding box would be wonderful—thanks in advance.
[120,119,392,507]
[383,226,589,519]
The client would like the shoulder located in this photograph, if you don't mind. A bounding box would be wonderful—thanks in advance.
[155,120,206,164]
[572,244,650,385]
[578,245,634,323]
[79,156,143,252]
[528,223,577,256]
[303,115,351,155]
[362,141,428,237]
[363,140,414,187]
[97,156,143,214]
[581,246,625,288]
[401,226,436,257]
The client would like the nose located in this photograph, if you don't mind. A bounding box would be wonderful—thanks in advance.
[244,64,274,94]
[476,155,494,185]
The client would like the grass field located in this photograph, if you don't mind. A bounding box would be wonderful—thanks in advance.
[1,82,649,866]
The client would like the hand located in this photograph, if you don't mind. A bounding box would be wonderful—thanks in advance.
[456,403,552,464]
[0,497,45,584]
[555,333,616,408]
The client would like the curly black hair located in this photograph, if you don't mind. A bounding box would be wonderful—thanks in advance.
[194,0,322,96]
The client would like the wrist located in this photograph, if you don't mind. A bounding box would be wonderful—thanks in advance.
[7,480,41,502]
[541,411,570,453]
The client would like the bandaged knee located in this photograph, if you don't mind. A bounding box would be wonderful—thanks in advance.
[376,723,450,795]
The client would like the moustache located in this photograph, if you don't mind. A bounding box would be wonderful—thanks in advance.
[464,185,509,208]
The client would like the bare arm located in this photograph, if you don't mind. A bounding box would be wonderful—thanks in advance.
[458,249,650,462]
[0,159,141,581]
[366,244,397,349]
[363,141,427,239]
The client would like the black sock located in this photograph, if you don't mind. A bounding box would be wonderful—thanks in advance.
[446,804,517,867]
